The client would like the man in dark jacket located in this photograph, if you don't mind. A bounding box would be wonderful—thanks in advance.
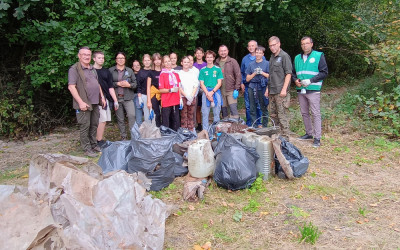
[109,52,137,140]
[215,45,242,119]
[68,46,105,157]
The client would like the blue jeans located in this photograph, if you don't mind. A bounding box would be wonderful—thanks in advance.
[201,92,221,132]
[133,95,143,126]
[248,86,269,128]
[244,85,262,126]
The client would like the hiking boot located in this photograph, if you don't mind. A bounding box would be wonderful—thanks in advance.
[84,149,98,158]
[299,134,313,140]
[92,146,101,152]
[313,138,321,147]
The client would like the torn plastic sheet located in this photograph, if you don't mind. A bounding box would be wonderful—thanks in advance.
[0,154,170,250]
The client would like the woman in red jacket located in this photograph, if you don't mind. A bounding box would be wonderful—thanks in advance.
[158,55,181,131]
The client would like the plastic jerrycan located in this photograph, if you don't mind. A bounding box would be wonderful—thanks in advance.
[255,136,274,180]
[188,139,215,178]
[241,132,258,148]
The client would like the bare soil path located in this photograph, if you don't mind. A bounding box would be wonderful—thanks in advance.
[1,89,399,249]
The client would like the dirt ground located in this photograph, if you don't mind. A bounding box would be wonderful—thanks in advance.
[1,91,399,249]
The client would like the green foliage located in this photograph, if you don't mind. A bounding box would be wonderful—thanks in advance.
[243,199,260,213]
[232,210,242,222]
[0,81,36,136]
[249,174,266,194]
[298,222,322,245]
[290,205,310,218]
[356,84,400,136]
[0,0,396,136]
[335,73,400,138]
[351,0,400,84]
[358,207,369,217]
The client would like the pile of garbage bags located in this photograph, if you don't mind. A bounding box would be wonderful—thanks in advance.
[99,122,196,191]
[0,154,170,249]
[98,121,309,194]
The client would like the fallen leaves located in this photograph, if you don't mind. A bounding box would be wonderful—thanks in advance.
[321,195,329,201]
[193,241,212,250]
[202,241,212,249]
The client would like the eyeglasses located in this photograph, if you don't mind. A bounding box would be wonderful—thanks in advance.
[80,53,91,57]
[116,57,126,60]
[269,43,278,48]
[301,42,312,46]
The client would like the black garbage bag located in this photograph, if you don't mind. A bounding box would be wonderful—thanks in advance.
[177,127,197,141]
[160,126,197,142]
[97,141,132,174]
[213,133,259,190]
[275,136,309,178]
[127,123,184,191]
[173,152,188,177]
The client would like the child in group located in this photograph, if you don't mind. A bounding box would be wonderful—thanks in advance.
[136,54,152,124]
[147,53,162,126]
[199,50,223,132]
[159,55,182,131]
[178,56,199,132]
[170,52,182,71]
[193,47,207,131]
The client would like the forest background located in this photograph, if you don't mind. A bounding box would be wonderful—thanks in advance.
[0,0,398,138]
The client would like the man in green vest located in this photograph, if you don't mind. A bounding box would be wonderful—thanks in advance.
[292,37,328,147]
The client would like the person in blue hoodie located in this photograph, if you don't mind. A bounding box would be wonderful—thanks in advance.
[241,40,264,127]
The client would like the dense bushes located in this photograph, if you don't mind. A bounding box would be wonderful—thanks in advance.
[0,0,396,137]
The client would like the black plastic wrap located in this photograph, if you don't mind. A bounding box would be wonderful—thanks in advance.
[275,136,309,178]
[213,133,259,190]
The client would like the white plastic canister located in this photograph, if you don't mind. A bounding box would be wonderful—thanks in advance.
[241,132,258,148]
[255,136,275,180]
[188,139,215,178]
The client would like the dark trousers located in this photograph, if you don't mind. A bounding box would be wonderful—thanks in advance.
[162,105,180,131]
[151,96,161,127]
[76,104,99,150]
[248,87,269,127]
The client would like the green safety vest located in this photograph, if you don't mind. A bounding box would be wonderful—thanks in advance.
[294,50,323,91]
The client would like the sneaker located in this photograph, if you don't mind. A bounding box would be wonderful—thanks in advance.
[97,140,106,147]
[313,138,321,147]
[92,146,101,152]
[299,134,313,140]
[196,124,203,132]
[84,149,98,158]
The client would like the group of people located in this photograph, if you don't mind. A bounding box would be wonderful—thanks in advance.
[68,36,328,157]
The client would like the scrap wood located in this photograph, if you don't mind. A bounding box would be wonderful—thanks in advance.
[272,137,294,179]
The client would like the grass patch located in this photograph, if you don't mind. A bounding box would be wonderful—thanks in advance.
[358,207,369,217]
[290,205,310,218]
[249,174,267,194]
[243,199,260,213]
[0,166,29,183]
[353,156,374,166]
[298,222,322,245]
[334,146,350,153]
[214,231,234,242]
